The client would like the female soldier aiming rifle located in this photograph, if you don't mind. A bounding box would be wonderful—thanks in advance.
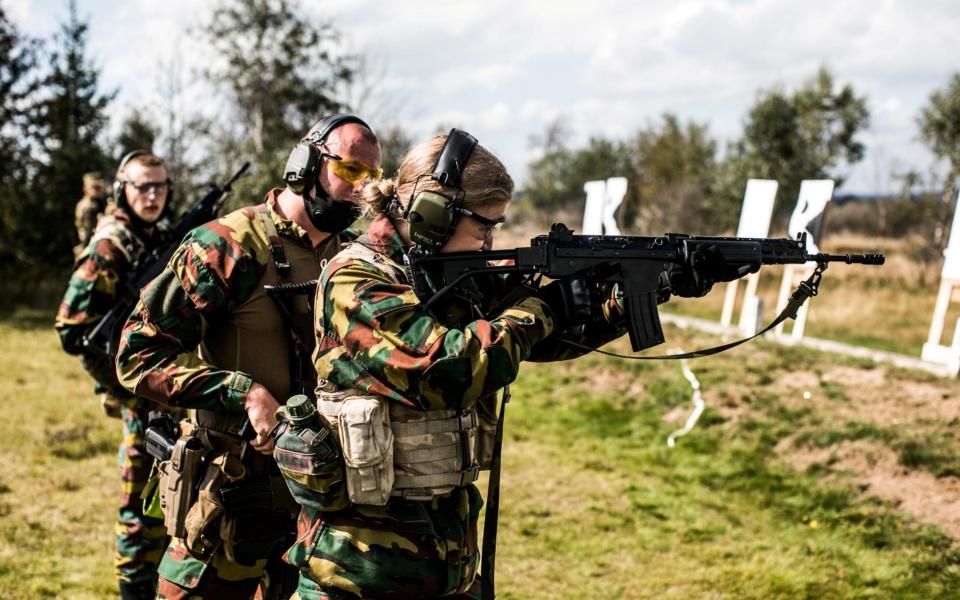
[274,130,626,599]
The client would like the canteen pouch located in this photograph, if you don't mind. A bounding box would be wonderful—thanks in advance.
[322,395,394,506]
[160,433,204,538]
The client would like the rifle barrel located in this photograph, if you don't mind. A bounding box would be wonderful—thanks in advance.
[810,253,885,265]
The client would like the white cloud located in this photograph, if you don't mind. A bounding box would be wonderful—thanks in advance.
[11,0,960,192]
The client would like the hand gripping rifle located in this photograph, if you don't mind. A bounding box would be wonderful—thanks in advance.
[82,162,251,364]
[406,223,885,355]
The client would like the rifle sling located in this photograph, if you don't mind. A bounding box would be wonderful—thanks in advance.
[481,385,509,600]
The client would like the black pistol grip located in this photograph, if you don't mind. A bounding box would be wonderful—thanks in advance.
[625,290,665,352]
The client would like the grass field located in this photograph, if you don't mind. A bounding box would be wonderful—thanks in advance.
[3,294,960,599]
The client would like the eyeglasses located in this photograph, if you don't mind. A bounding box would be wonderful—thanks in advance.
[126,180,170,194]
[328,158,383,186]
[459,207,506,239]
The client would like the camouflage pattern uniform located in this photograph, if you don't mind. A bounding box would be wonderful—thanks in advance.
[283,215,624,599]
[116,190,355,600]
[55,208,169,596]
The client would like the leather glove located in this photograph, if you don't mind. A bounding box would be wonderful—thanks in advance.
[535,278,595,329]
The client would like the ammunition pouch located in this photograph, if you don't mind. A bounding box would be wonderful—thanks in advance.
[317,388,497,504]
[318,392,394,505]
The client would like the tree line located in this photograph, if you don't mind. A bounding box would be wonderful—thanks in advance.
[2,0,959,303]
[524,69,960,241]
[0,0,413,301]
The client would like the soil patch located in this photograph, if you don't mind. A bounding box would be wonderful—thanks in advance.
[778,438,960,540]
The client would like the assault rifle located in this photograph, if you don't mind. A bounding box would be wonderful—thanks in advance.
[83,162,251,362]
[406,223,885,353]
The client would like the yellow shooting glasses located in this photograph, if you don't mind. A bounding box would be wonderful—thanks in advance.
[329,158,383,186]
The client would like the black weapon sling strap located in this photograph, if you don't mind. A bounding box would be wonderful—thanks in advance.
[561,260,830,361]
[480,386,508,600]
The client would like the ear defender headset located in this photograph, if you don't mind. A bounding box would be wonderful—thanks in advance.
[283,113,372,234]
[405,128,479,250]
[113,149,174,228]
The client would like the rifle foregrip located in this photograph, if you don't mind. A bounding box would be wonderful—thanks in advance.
[625,291,665,352]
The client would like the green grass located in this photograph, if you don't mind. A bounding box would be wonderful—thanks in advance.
[4,306,960,598]
[0,306,118,600]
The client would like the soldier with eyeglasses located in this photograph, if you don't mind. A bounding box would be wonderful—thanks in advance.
[56,151,174,599]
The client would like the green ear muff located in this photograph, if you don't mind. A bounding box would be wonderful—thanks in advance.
[407,190,457,249]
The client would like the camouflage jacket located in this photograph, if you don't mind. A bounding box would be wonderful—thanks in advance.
[116,190,354,413]
[56,209,164,394]
[286,215,625,597]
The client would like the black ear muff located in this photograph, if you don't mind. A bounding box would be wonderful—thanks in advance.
[406,129,479,250]
[283,142,322,195]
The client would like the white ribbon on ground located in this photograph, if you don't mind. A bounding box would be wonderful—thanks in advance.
[666,349,704,448]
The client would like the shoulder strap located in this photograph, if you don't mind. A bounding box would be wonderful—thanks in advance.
[256,204,291,279]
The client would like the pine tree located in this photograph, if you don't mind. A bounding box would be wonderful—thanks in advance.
[29,0,115,270]
[0,6,42,278]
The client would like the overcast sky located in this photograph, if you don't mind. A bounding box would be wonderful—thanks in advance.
[8,0,959,195]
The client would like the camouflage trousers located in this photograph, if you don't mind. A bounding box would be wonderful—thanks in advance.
[291,578,481,599]
[155,502,297,599]
[284,487,485,599]
[116,403,168,589]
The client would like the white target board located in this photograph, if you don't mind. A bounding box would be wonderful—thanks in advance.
[582,177,627,235]
[922,189,960,374]
[776,180,834,339]
[942,190,960,280]
[787,179,834,253]
[736,179,778,238]
[721,179,778,332]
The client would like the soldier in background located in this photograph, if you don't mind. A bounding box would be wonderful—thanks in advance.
[74,171,109,257]
[56,152,173,599]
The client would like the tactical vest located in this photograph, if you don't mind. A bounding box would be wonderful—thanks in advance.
[196,205,337,437]
[315,242,499,504]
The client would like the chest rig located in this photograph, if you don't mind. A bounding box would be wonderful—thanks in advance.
[196,205,327,438]
[256,206,326,401]
[315,241,499,503]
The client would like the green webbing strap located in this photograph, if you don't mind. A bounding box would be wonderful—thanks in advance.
[390,411,478,436]
[256,204,291,278]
